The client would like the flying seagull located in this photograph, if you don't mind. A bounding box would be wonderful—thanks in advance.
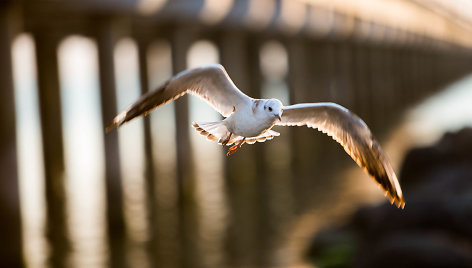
[107,64,405,208]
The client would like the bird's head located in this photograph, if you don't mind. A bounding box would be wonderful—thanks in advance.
[263,99,283,121]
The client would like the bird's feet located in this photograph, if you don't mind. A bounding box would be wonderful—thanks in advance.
[226,138,245,156]
[221,132,233,147]
[226,144,240,156]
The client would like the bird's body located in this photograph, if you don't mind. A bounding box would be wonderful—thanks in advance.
[225,99,281,136]
[107,64,405,208]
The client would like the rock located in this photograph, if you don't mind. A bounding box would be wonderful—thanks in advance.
[307,128,472,268]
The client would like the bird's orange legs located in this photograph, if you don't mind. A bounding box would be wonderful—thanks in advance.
[226,138,246,156]
[221,132,245,156]
[221,133,232,147]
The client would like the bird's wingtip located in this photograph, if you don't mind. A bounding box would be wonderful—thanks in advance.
[389,192,406,210]
[105,112,127,134]
[395,199,406,209]
[105,123,116,134]
[393,198,406,209]
[381,184,405,209]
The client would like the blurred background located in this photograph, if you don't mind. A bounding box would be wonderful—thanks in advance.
[1,0,472,267]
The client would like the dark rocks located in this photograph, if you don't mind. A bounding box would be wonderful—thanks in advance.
[307,127,472,268]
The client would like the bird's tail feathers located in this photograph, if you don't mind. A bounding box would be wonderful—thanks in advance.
[192,121,238,145]
[193,121,280,146]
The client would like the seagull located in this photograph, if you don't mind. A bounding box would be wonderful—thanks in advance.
[107,64,405,208]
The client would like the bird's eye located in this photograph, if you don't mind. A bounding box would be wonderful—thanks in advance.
[268,107,272,112]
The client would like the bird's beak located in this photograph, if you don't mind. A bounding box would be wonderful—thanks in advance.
[276,113,282,121]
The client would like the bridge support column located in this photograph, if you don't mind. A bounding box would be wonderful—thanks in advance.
[96,19,127,268]
[0,5,23,267]
[34,28,69,268]
[171,26,199,268]
[220,31,260,267]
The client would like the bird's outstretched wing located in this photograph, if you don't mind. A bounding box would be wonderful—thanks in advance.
[277,102,405,208]
[107,64,252,131]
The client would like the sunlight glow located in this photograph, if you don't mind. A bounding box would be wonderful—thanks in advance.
[147,40,177,210]
[146,40,180,265]
[114,38,150,268]
[199,0,234,25]
[278,0,307,34]
[259,41,294,264]
[137,0,167,15]
[260,41,290,104]
[245,0,276,30]
[187,40,228,268]
[303,0,472,47]
[12,33,49,268]
[58,35,107,268]
[404,74,472,146]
